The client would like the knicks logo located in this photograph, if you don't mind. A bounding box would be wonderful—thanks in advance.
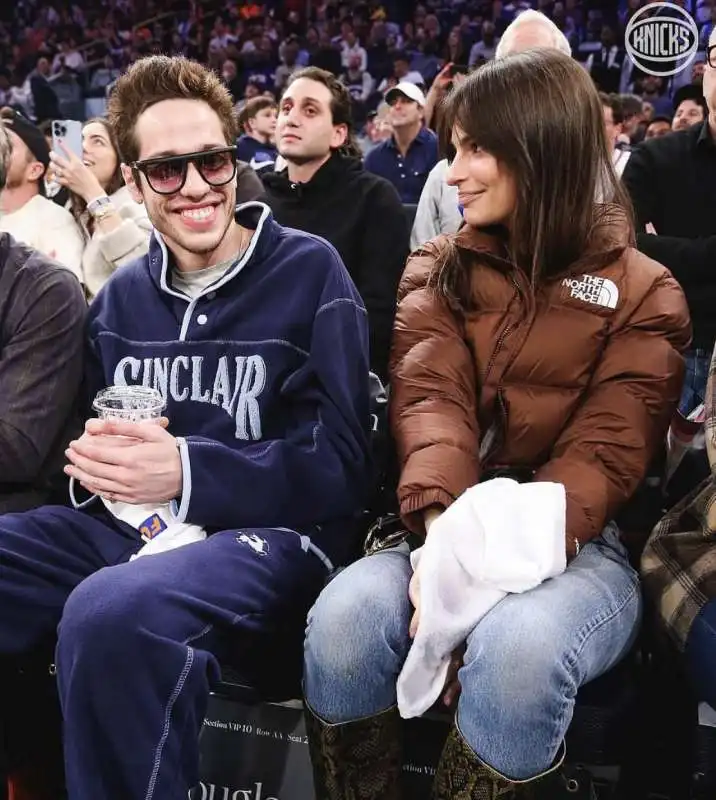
[139,514,168,540]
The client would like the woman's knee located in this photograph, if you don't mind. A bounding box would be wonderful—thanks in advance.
[305,549,412,679]
[456,569,641,778]
[455,610,576,778]
[460,604,572,716]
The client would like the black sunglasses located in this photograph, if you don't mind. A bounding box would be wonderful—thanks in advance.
[707,45,716,69]
[130,146,238,195]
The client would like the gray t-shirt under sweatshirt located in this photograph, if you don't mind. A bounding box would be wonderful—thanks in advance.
[172,254,239,299]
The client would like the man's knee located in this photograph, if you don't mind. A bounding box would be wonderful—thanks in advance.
[305,551,412,678]
[58,567,145,660]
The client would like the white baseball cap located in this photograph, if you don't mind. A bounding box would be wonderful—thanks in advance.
[385,81,427,107]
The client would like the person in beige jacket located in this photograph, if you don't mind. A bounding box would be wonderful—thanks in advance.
[0,109,84,273]
[50,117,152,300]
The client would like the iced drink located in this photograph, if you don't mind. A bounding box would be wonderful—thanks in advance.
[92,386,165,423]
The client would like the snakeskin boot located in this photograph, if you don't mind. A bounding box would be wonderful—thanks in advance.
[432,726,566,800]
[304,704,403,800]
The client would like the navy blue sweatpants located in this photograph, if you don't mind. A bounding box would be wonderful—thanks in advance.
[0,505,330,800]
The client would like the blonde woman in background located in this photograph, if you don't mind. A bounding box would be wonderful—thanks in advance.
[50,117,151,300]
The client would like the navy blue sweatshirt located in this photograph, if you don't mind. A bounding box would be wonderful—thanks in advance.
[86,202,371,565]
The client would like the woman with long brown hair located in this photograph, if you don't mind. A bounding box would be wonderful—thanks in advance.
[303,49,691,798]
[442,25,469,66]
[50,117,152,300]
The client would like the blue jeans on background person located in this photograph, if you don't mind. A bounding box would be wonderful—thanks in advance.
[685,598,716,711]
[304,523,641,780]
[679,348,711,416]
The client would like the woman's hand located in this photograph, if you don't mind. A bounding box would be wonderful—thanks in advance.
[50,145,105,203]
[432,61,454,94]
[443,644,465,707]
[408,565,421,638]
[424,506,443,537]
[408,507,445,637]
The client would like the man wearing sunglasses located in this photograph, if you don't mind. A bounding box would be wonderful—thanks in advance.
[0,55,371,800]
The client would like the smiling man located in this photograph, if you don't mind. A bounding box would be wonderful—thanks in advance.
[0,55,371,800]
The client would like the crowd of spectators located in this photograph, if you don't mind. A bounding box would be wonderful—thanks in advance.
[0,0,705,138]
[0,1,716,798]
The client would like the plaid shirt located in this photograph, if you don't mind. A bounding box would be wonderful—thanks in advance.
[641,344,716,650]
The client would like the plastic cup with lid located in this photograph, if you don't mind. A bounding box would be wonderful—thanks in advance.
[92,386,166,424]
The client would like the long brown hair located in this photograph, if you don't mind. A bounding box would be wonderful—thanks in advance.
[70,117,124,234]
[433,49,633,309]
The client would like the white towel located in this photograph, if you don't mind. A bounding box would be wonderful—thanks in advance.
[69,478,207,559]
[101,499,207,560]
[396,478,567,719]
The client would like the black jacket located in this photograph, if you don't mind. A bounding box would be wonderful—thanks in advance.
[0,235,86,513]
[30,73,60,123]
[622,122,716,349]
[260,154,409,381]
[236,161,264,205]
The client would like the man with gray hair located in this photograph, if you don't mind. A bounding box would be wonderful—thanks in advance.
[495,8,572,59]
[0,119,86,514]
[413,10,572,248]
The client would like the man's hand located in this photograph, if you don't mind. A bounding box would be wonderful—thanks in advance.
[65,418,182,505]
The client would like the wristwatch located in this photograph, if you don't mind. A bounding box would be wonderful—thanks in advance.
[87,195,114,220]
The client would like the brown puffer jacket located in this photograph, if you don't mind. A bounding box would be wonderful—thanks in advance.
[390,221,692,557]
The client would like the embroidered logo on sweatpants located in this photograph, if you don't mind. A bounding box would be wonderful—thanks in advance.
[236,532,270,556]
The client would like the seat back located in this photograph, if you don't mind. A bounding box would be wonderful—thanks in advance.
[402,203,418,231]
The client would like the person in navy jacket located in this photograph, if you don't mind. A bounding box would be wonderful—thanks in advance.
[0,55,371,800]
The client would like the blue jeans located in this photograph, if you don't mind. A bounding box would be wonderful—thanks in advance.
[679,348,710,416]
[304,524,641,780]
[685,598,716,710]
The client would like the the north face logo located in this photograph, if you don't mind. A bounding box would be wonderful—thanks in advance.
[562,275,619,309]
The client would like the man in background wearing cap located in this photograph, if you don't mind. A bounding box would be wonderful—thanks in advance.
[0,110,83,278]
[671,84,708,132]
[364,81,438,205]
